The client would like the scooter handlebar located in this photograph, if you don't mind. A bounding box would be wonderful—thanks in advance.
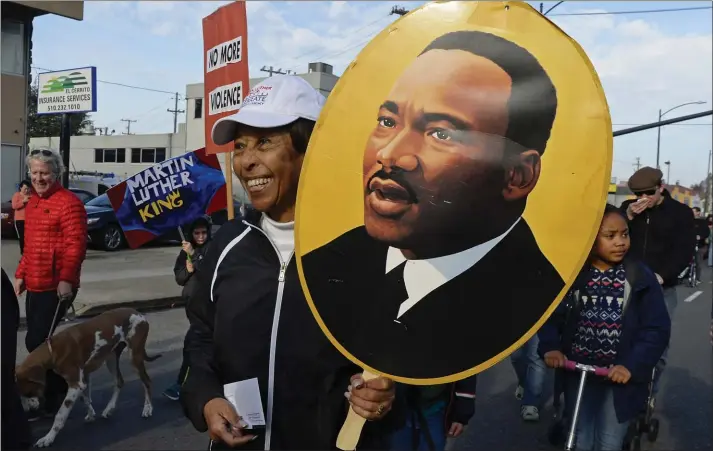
[564,360,610,377]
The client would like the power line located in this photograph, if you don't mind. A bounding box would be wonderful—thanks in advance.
[550,6,712,17]
[285,34,378,73]
[273,15,391,72]
[32,65,179,96]
[613,123,712,126]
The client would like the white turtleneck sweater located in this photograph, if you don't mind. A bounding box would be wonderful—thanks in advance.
[259,213,295,263]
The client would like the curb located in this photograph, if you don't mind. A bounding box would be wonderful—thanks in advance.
[18,296,184,331]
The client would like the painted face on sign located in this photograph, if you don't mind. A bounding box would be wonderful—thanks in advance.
[232,124,304,223]
[362,49,542,258]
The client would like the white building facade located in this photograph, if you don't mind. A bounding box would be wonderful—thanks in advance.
[30,62,339,201]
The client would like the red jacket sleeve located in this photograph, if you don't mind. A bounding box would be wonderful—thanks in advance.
[15,255,26,280]
[59,195,88,283]
[11,192,26,211]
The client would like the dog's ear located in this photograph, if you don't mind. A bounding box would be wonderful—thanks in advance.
[16,363,47,396]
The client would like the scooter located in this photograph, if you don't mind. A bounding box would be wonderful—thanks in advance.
[562,360,610,451]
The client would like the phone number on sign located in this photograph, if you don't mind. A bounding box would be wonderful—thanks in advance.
[44,104,83,112]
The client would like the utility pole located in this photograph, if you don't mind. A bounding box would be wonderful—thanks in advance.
[167,92,185,134]
[633,157,641,171]
[664,160,671,183]
[655,109,662,169]
[121,118,137,135]
[708,149,713,215]
[260,66,287,77]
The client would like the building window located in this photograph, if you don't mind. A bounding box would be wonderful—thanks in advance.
[194,98,203,119]
[94,148,125,163]
[1,20,25,76]
[131,148,167,163]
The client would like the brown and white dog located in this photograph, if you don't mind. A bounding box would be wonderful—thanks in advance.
[16,307,162,448]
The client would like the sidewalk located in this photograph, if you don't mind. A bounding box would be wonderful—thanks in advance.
[1,239,183,324]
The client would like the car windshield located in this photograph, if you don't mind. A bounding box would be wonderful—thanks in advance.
[86,194,112,208]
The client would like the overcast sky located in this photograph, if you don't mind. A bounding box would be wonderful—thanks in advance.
[32,1,712,186]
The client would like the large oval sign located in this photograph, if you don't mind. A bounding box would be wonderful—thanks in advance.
[296,1,613,384]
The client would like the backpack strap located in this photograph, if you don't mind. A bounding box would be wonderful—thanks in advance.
[622,279,631,313]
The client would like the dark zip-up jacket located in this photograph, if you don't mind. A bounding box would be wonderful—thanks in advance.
[694,218,710,248]
[180,210,403,450]
[174,245,209,303]
[620,191,695,287]
[538,259,671,422]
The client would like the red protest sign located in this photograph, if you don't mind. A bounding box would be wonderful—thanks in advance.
[202,1,249,154]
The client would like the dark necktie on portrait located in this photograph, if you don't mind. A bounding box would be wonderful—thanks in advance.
[385,260,409,313]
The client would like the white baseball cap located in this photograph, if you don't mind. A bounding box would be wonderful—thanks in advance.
[211,75,326,146]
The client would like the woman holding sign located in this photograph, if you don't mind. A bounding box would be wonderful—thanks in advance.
[180,75,399,450]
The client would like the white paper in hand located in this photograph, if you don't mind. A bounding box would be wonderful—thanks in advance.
[222,378,266,429]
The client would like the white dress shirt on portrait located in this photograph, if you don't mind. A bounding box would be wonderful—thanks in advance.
[386,218,522,319]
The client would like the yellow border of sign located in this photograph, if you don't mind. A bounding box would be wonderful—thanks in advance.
[296,1,612,385]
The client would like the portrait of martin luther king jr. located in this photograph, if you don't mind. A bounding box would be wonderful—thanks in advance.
[301,30,565,380]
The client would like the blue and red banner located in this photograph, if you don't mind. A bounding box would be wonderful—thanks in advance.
[107,148,227,249]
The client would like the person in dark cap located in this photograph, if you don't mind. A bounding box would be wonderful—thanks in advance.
[620,166,695,405]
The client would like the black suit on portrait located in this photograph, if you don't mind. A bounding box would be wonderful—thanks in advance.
[301,220,565,379]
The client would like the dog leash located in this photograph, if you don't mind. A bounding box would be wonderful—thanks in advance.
[45,294,72,356]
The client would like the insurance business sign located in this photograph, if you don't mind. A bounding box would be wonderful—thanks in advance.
[36,67,97,115]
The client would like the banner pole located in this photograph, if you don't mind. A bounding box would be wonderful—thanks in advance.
[225,152,235,220]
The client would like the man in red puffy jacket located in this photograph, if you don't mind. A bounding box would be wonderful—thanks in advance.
[14,148,87,418]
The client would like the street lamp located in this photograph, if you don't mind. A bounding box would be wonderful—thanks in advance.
[664,161,671,184]
[656,101,707,168]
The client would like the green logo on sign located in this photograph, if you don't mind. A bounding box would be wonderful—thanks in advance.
[41,72,89,93]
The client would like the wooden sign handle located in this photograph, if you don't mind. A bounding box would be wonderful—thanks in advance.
[336,370,378,451]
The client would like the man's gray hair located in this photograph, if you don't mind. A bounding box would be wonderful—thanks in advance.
[26,148,65,179]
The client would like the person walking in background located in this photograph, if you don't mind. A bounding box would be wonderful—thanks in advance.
[11,180,31,254]
[620,167,694,403]
[539,204,670,451]
[692,207,710,283]
[389,377,476,451]
[163,216,213,401]
[2,268,32,449]
[510,334,547,421]
[14,148,88,420]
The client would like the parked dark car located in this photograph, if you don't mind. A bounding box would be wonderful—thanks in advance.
[86,193,241,251]
[1,188,96,238]
[70,188,97,204]
[1,201,14,238]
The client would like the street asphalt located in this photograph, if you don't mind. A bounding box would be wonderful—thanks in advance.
[14,272,712,450]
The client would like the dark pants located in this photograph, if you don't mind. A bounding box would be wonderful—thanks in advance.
[177,326,196,386]
[25,290,71,412]
[15,220,25,254]
[695,245,707,280]
[389,405,447,451]
[2,269,32,449]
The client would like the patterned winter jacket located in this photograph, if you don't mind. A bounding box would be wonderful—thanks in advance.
[15,182,88,292]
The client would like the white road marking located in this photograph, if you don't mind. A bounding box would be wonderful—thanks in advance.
[683,291,703,303]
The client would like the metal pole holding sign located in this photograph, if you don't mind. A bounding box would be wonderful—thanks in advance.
[60,113,71,188]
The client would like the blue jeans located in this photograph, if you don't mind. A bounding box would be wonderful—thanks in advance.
[389,403,446,451]
[565,377,630,451]
[510,334,547,407]
[652,287,677,396]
